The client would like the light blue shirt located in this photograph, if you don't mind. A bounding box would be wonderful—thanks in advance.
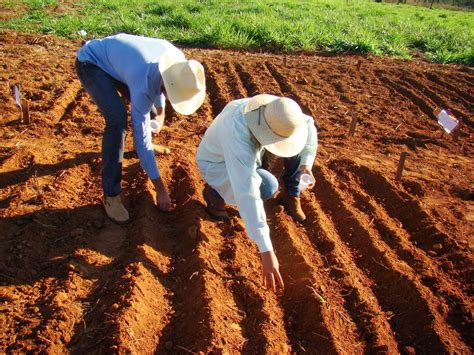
[196,99,317,252]
[77,33,184,179]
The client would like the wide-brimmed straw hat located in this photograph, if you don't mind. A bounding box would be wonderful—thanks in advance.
[159,50,206,115]
[244,94,307,157]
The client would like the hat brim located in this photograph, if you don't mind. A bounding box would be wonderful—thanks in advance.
[159,51,206,115]
[244,101,308,158]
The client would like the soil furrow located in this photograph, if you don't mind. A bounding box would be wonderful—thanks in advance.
[300,192,400,353]
[214,219,291,353]
[425,72,474,104]
[312,165,469,353]
[154,146,254,352]
[327,160,473,347]
[49,80,82,124]
[108,183,173,353]
[253,61,285,97]
[377,74,437,122]
[401,75,473,128]
[59,162,166,353]
[234,63,260,97]
[224,62,247,99]
[153,161,225,352]
[339,159,473,289]
[264,62,313,115]
[202,62,229,118]
[268,206,361,353]
[2,162,109,352]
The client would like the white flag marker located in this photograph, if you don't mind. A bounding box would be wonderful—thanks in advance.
[434,108,459,134]
[13,85,22,109]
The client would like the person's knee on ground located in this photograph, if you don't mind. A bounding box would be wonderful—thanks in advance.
[257,168,279,201]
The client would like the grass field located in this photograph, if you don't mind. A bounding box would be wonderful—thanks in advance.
[1,0,473,64]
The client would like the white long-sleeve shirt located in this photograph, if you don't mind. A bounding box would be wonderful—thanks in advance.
[196,98,317,253]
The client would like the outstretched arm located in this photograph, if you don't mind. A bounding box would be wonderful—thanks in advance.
[222,129,284,292]
[130,97,171,212]
[261,251,284,292]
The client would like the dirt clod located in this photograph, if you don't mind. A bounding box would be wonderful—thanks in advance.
[403,346,416,355]
[432,243,443,250]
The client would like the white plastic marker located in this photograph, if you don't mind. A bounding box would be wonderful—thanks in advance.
[298,173,315,191]
[434,108,459,134]
[13,85,22,109]
[150,119,162,133]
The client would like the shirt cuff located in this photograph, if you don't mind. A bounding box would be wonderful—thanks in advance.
[254,234,273,253]
[300,153,316,168]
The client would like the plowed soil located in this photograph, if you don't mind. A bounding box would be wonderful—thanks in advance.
[0,31,473,354]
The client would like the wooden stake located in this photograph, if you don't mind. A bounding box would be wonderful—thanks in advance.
[395,152,407,181]
[453,126,461,142]
[283,56,287,66]
[21,99,30,124]
[348,116,358,137]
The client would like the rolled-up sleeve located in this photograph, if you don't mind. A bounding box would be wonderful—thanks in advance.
[222,131,273,253]
[300,115,318,167]
[130,98,160,180]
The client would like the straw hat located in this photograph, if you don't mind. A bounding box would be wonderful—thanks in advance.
[159,50,206,115]
[244,94,308,157]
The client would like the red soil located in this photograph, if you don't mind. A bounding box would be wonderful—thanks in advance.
[0,31,472,353]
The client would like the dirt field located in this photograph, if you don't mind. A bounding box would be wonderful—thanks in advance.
[0,31,472,353]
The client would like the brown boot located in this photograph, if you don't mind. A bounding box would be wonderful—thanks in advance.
[203,184,229,221]
[104,195,130,224]
[279,191,306,222]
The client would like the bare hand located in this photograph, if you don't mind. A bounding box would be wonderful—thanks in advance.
[152,177,172,212]
[260,251,284,292]
[156,190,172,211]
[299,165,315,189]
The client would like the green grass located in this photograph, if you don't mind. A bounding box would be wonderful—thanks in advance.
[1,0,473,65]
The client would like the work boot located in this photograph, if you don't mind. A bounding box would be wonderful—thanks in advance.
[203,184,229,221]
[279,190,306,222]
[104,195,130,224]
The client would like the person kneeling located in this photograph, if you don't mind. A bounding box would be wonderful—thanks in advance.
[196,95,317,292]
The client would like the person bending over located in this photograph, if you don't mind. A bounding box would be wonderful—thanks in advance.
[196,95,317,292]
[76,33,205,223]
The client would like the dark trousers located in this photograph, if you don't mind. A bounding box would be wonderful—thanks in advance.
[75,59,127,197]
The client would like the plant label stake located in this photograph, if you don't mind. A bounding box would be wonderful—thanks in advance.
[348,116,358,137]
[453,127,461,142]
[12,85,30,124]
[396,151,407,181]
[22,99,30,124]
